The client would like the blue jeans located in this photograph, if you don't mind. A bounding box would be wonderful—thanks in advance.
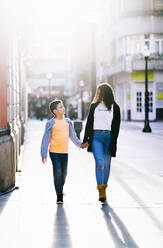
[92,130,111,185]
[49,152,68,195]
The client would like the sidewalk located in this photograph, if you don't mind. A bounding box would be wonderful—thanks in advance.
[120,120,163,136]
[0,119,163,248]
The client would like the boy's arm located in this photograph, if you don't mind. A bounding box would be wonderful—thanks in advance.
[68,120,82,147]
[40,122,52,158]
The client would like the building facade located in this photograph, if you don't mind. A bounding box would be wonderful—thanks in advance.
[0,33,27,193]
[26,33,75,119]
[97,0,163,121]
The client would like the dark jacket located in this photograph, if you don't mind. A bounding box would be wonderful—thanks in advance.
[83,102,121,157]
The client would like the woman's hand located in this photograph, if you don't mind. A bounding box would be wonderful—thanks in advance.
[42,157,47,163]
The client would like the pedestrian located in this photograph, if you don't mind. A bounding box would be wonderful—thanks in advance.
[83,82,121,203]
[41,99,87,204]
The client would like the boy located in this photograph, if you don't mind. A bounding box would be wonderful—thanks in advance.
[41,99,87,204]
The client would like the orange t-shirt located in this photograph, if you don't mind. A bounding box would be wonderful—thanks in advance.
[49,119,69,154]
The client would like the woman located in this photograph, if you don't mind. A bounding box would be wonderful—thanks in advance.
[83,82,121,203]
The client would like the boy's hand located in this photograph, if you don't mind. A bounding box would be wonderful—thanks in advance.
[42,157,47,163]
[81,142,89,148]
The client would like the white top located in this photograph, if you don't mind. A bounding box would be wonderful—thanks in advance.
[93,102,113,130]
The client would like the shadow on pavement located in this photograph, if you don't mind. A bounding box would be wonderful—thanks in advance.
[101,202,139,248]
[0,194,12,215]
[51,205,72,248]
[115,176,163,232]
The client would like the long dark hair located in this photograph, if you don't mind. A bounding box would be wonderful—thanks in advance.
[92,82,115,110]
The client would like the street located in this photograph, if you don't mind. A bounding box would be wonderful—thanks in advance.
[0,119,163,248]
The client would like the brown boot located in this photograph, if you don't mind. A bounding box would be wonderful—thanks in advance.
[103,184,108,200]
[103,184,108,189]
[97,185,106,202]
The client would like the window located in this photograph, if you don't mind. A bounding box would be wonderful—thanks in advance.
[118,36,163,56]
[148,92,153,112]
[155,41,160,54]
[136,91,153,113]
[154,0,163,10]
[145,40,150,49]
[136,40,141,55]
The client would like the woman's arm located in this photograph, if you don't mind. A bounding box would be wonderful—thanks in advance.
[109,103,121,157]
[83,104,94,143]
[112,103,121,140]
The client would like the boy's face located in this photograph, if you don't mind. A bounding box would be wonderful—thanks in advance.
[53,102,65,116]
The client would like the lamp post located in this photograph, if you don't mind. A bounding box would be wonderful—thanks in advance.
[142,46,152,133]
[80,80,85,120]
[46,73,53,99]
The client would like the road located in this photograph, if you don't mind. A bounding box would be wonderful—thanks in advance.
[0,119,163,248]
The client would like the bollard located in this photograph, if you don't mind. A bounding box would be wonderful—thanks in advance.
[73,121,83,139]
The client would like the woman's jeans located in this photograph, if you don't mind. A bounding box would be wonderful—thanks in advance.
[49,152,68,195]
[92,130,111,186]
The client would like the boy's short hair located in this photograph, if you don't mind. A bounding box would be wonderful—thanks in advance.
[49,99,62,114]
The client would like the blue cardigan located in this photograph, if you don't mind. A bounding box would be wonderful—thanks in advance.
[41,117,82,157]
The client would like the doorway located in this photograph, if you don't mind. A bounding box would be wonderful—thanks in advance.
[131,82,156,120]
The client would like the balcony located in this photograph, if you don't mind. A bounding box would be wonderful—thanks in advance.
[106,53,163,76]
[132,54,163,71]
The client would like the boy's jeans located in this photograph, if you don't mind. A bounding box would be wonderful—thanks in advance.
[92,130,111,185]
[49,152,68,195]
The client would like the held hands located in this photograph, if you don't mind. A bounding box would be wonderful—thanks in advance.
[42,142,88,163]
[81,142,89,149]
[42,157,47,164]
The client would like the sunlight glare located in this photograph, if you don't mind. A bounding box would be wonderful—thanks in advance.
[4,0,100,37]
